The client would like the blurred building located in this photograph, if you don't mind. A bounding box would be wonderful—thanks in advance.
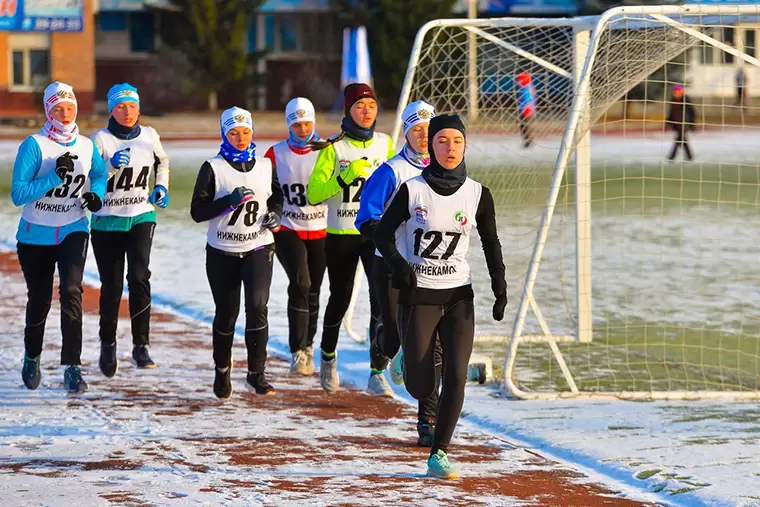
[0,0,96,117]
[250,0,343,110]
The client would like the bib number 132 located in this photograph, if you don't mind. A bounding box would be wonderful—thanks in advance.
[412,228,462,260]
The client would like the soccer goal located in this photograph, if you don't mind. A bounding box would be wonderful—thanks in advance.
[393,4,760,400]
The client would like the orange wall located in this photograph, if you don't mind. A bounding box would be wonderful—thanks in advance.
[0,0,95,116]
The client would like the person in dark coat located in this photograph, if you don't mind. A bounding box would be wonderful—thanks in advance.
[666,84,696,161]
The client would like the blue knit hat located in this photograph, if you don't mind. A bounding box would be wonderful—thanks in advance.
[107,83,140,113]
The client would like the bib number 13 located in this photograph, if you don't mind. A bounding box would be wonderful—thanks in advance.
[412,228,462,260]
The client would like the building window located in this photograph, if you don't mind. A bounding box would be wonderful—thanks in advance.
[130,12,155,52]
[99,12,128,31]
[12,51,24,86]
[279,15,299,51]
[744,29,756,58]
[722,27,735,64]
[10,48,50,89]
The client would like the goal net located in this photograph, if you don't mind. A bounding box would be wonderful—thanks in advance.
[393,4,760,399]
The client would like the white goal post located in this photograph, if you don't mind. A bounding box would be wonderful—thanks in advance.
[393,4,760,400]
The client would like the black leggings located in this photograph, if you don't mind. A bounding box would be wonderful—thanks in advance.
[321,234,385,370]
[668,129,693,161]
[206,245,274,373]
[398,298,475,455]
[17,232,89,365]
[274,230,326,353]
[374,257,441,421]
[91,222,155,347]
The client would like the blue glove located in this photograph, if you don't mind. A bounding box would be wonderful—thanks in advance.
[110,148,131,168]
[149,185,169,208]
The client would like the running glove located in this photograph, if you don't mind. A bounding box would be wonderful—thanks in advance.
[149,185,169,208]
[339,157,371,186]
[110,148,131,168]
[261,211,282,232]
[81,192,103,212]
[492,294,508,321]
[391,258,417,290]
[228,187,254,208]
[55,152,78,179]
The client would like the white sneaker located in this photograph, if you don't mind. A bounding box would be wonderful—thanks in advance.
[320,355,339,394]
[290,349,315,376]
[390,350,404,385]
[366,372,394,397]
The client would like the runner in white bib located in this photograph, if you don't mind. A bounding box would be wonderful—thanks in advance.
[89,82,171,376]
[306,83,394,395]
[356,100,444,437]
[190,106,284,400]
[375,115,507,480]
[10,81,107,394]
[264,97,326,376]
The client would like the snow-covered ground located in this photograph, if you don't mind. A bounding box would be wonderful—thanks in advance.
[1,130,760,505]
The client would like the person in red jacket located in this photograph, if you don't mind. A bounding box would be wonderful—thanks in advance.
[264,97,327,376]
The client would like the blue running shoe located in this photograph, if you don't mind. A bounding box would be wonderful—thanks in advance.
[22,354,41,390]
[63,366,88,394]
[427,450,459,479]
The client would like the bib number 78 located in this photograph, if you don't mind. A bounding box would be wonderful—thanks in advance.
[412,228,462,260]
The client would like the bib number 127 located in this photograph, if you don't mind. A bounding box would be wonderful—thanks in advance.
[412,228,461,260]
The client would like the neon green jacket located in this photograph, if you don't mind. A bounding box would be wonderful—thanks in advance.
[307,134,395,235]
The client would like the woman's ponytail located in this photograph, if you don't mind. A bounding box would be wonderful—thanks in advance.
[308,131,345,151]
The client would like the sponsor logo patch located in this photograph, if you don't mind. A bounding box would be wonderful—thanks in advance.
[415,205,428,224]
[454,211,468,226]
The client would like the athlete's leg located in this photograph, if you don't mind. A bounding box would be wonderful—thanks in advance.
[125,222,155,347]
[56,232,88,366]
[91,229,127,345]
[205,248,243,369]
[274,230,311,353]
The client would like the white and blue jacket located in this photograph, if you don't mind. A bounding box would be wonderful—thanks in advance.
[355,147,427,253]
[11,135,107,245]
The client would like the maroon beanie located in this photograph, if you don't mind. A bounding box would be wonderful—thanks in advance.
[344,83,377,114]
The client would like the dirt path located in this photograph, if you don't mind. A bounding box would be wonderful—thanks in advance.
[0,251,653,506]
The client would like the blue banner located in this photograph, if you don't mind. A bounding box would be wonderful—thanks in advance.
[0,0,83,32]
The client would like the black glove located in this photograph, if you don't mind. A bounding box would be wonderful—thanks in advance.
[81,192,102,212]
[492,294,508,321]
[55,152,78,180]
[261,211,281,231]
[228,187,254,208]
[391,258,417,290]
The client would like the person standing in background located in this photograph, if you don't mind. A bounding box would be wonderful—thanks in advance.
[516,72,536,148]
[10,81,107,394]
[736,67,748,108]
[666,84,696,162]
[90,83,170,376]
[264,97,327,376]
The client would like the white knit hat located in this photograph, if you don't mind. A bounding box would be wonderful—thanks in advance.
[220,106,253,136]
[402,100,435,135]
[285,97,316,127]
[43,81,77,116]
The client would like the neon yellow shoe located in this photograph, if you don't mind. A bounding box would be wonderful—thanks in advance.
[427,450,459,479]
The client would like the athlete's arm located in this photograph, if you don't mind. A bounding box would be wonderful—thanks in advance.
[190,161,230,223]
[91,131,106,158]
[152,129,170,189]
[266,161,284,217]
[475,186,506,298]
[10,137,60,206]
[375,183,411,263]
[306,144,340,205]
[88,143,108,199]
[356,162,397,240]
